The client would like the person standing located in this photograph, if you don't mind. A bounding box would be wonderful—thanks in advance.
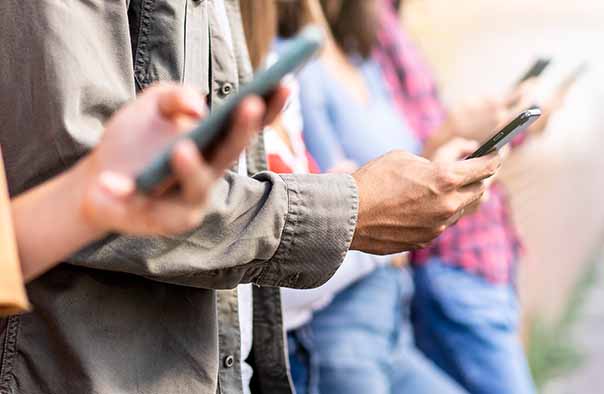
[373,1,555,393]
[0,1,499,393]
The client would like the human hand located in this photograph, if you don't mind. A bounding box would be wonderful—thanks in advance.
[429,137,479,163]
[444,81,537,143]
[429,138,499,216]
[350,150,501,255]
[526,67,581,136]
[77,83,288,236]
[443,97,508,142]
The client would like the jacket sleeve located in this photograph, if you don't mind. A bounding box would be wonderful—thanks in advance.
[73,171,359,290]
[0,0,358,290]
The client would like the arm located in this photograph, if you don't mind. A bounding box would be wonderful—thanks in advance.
[0,148,29,315]
[297,65,349,171]
[1,0,358,290]
[70,170,358,290]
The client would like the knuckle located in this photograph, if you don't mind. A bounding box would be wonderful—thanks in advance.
[387,149,406,162]
[434,166,458,192]
[431,224,447,239]
[489,157,502,173]
[440,199,459,217]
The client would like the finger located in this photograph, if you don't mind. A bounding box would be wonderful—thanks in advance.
[263,84,290,125]
[87,171,206,235]
[434,138,480,163]
[456,180,488,213]
[171,140,214,204]
[451,151,502,186]
[142,196,206,235]
[208,96,265,171]
[464,198,483,215]
[157,86,207,120]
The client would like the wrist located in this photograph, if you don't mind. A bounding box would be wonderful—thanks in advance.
[69,154,112,240]
[11,154,108,280]
[350,171,368,252]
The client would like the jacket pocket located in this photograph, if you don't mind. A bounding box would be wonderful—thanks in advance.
[0,316,20,393]
[130,0,210,94]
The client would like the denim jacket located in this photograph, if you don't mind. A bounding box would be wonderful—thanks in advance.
[0,1,358,393]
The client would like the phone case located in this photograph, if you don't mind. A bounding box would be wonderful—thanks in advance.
[136,26,324,193]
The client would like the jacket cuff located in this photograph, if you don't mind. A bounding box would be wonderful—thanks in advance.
[258,173,359,289]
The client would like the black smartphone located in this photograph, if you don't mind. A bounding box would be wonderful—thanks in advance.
[466,107,542,159]
[135,25,324,193]
[517,58,551,85]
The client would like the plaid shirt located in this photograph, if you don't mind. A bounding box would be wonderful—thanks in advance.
[374,0,522,283]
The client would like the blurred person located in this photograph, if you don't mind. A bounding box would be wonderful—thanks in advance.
[275,1,498,393]
[372,1,568,393]
[0,1,500,394]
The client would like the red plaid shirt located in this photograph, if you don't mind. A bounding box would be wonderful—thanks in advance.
[374,0,522,283]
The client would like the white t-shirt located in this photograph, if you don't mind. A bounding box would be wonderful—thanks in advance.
[212,1,254,392]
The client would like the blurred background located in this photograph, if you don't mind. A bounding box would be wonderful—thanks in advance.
[401,0,604,392]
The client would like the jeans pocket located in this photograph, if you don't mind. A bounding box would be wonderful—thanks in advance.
[424,261,518,330]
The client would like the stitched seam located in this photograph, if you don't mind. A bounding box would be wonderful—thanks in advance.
[133,0,155,87]
[278,176,359,289]
[0,316,20,394]
[258,176,298,285]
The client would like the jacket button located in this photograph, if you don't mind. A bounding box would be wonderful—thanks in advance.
[220,83,233,97]
[223,355,235,368]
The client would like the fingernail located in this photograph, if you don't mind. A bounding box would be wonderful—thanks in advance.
[184,91,206,116]
[246,96,265,115]
[98,172,135,198]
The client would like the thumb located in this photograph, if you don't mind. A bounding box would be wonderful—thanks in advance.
[157,86,207,120]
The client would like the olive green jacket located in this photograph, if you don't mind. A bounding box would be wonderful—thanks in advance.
[0,1,358,393]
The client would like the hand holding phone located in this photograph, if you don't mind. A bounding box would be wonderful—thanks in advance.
[517,58,551,85]
[136,26,324,193]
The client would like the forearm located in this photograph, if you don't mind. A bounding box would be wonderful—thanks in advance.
[12,159,104,281]
[70,171,358,290]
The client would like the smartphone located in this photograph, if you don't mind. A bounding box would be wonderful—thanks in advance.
[466,107,542,159]
[135,25,324,193]
[517,58,551,85]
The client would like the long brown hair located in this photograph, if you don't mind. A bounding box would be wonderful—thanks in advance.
[319,0,379,58]
[276,0,314,38]
[277,0,378,58]
[239,0,277,70]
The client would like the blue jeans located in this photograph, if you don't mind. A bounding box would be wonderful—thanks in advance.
[412,258,537,394]
[288,266,466,394]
